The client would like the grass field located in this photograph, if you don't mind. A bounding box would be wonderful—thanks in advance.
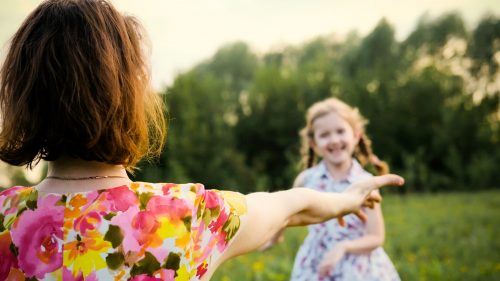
[212,190,500,281]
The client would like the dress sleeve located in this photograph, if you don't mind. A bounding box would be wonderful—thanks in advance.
[190,186,247,279]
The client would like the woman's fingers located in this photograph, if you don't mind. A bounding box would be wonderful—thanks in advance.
[372,174,405,190]
[348,174,404,197]
[362,200,374,209]
[368,191,382,203]
[362,191,382,209]
[339,175,403,227]
[354,209,368,222]
[337,216,345,227]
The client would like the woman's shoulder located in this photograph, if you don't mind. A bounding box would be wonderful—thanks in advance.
[129,182,205,201]
[131,182,246,213]
[0,185,33,196]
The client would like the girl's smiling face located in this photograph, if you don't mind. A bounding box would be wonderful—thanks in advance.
[311,112,360,168]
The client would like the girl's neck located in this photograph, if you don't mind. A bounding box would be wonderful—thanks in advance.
[36,156,131,194]
[324,158,353,181]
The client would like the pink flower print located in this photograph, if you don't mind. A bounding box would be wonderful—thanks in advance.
[129,274,163,281]
[132,211,159,234]
[0,231,18,280]
[196,262,208,278]
[0,186,29,216]
[204,190,221,209]
[208,208,229,234]
[129,268,175,281]
[110,206,141,253]
[193,183,205,195]
[161,184,178,195]
[216,231,230,252]
[74,211,101,235]
[0,186,26,197]
[155,269,175,281]
[105,186,138,212]
[147,247,169,265]
[132,211,163,248]
[63,268,98,281]
[11,194,63,279]
[146,196,191,221]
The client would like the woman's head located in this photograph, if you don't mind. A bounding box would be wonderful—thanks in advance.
[300,98,388,175]
[0,0,166,170]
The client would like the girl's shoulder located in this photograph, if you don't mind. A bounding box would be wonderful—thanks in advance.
[293,170,308,187]
[350,160,375,181]
[294,164,326,188]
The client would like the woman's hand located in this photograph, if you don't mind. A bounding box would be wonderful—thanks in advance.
[340,175,403,224]
[318,242,348,277]
[337,190,381,226]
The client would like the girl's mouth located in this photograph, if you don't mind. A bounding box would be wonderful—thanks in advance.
[327,145,344,154]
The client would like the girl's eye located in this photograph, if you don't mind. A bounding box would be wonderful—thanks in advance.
[337,129,344,134]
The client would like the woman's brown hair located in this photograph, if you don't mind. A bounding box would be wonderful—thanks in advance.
[299,98,388,175]
[0,0,166,171]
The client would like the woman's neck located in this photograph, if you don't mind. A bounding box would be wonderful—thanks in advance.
[324,159,353,181]
[47,156,128,178]
[36,156,131,193]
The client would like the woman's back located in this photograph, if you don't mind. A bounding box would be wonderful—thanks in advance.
[0,182,246,281]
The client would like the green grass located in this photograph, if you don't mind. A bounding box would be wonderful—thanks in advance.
[213,190,500,281]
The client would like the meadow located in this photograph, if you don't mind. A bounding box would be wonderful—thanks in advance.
[213,190,500,281]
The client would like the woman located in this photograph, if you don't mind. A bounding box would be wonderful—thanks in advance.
[0,1,403,280]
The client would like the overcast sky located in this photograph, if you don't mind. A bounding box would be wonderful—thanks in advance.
[1,0,499,90]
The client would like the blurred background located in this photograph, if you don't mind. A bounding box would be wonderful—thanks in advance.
[1,0,499,280]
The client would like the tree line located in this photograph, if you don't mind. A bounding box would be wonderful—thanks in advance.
[134,12,500,193]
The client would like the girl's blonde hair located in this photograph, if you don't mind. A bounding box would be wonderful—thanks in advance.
[299,98,389,175]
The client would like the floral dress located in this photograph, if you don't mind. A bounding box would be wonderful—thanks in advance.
[0,182,246,281]
[291,160,400,281]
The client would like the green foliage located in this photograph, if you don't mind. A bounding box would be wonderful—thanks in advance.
[404,12,467,53]
[132,13,500,193]
[213,191,500,280]
[469,15,500,75]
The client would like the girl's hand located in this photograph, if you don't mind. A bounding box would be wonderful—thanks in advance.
[318,242,348,277]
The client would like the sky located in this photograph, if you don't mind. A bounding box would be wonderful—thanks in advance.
[1,0,499,90]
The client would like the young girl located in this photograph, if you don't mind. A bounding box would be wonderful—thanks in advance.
[0,1,403,280]
[290,98,400,281]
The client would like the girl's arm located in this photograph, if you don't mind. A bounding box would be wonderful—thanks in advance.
[317,194,386,276]
[218,174,403,263]
[340,195,385,254]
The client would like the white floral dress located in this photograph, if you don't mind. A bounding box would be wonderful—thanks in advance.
[291,160,400,281]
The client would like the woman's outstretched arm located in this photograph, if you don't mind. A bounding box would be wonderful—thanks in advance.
[212,174,403,270]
